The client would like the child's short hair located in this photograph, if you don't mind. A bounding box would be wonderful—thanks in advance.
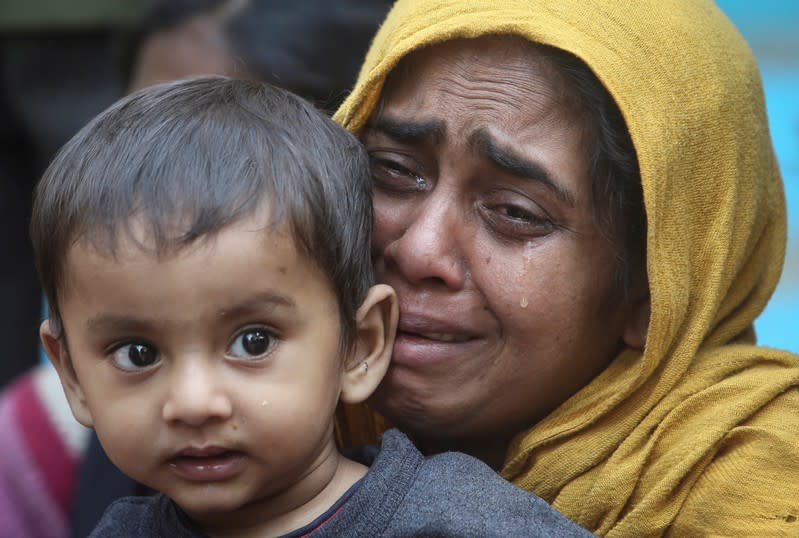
[31,76,374,350]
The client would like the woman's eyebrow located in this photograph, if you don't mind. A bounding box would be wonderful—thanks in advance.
[470,129,576,207]
[365,117,445,145]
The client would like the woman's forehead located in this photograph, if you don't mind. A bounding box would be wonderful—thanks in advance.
[379,36,583,129]
[372,37,592,177]
[388,37,564,90]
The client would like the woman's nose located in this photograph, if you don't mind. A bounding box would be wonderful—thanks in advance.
[380,191,467,290]
[162,359,233,427]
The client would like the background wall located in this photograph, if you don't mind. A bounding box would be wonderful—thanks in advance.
[716,0,799,352]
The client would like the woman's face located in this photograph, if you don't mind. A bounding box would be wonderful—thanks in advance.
[362,37,642,463]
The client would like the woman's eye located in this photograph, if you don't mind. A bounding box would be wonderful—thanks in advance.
[228,327,274,360]
[498,205,543,224]
[480,197,556,238]
[369,155,428,193]
[111,343,160,371]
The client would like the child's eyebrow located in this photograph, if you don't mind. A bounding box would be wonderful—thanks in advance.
[215,291,297,319]
[85,292,296,332]
[85,314,153,334]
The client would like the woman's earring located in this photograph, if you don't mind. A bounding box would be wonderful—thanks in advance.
[362,361,369,374]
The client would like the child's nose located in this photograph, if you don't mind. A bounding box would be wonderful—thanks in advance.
[161,359,232,426]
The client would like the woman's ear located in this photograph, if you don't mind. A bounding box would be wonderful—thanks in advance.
[622,293,650,350]
[40,320,94,428]
[340,284,398,404]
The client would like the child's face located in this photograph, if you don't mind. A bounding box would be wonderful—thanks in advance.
[47,215,356,522]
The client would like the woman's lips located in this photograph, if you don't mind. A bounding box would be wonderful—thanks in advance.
[392,313,482,366]
[412,331,472,343]
[168,447,246,482]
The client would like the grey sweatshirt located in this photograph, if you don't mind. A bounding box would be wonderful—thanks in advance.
[90,429,593,537]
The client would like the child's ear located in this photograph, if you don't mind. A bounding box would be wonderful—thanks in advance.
[40,320,94,428]
[340,284,398,404]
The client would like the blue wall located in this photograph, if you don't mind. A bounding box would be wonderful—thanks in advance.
[716,1,799,352]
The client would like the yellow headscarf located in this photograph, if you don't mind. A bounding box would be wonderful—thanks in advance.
[335,1,799,535]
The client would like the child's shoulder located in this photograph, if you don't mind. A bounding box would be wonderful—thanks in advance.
[340,428,593,536]
[89,493,200,537]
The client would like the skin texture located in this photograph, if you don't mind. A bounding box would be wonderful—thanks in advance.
[362,37,646,468]
[42,213,396,537]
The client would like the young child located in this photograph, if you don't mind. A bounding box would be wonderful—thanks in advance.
[32,77,591,537]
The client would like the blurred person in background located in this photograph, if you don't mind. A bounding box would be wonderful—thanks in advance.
[0,1,391,537]
[1,3,128,390]
[1,6,129,536]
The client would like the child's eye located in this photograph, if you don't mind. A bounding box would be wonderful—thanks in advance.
[228,327,274,360]
[111,342,160,371]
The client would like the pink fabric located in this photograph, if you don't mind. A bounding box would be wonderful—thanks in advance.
[15,374,78,514]
[0,373,77,538]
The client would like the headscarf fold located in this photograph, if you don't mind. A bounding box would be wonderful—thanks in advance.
[335,1,799,535]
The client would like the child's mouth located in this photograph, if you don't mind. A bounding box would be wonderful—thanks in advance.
[168,448,246,482]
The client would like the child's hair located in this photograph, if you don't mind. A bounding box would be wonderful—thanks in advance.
[31,76,374,351]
